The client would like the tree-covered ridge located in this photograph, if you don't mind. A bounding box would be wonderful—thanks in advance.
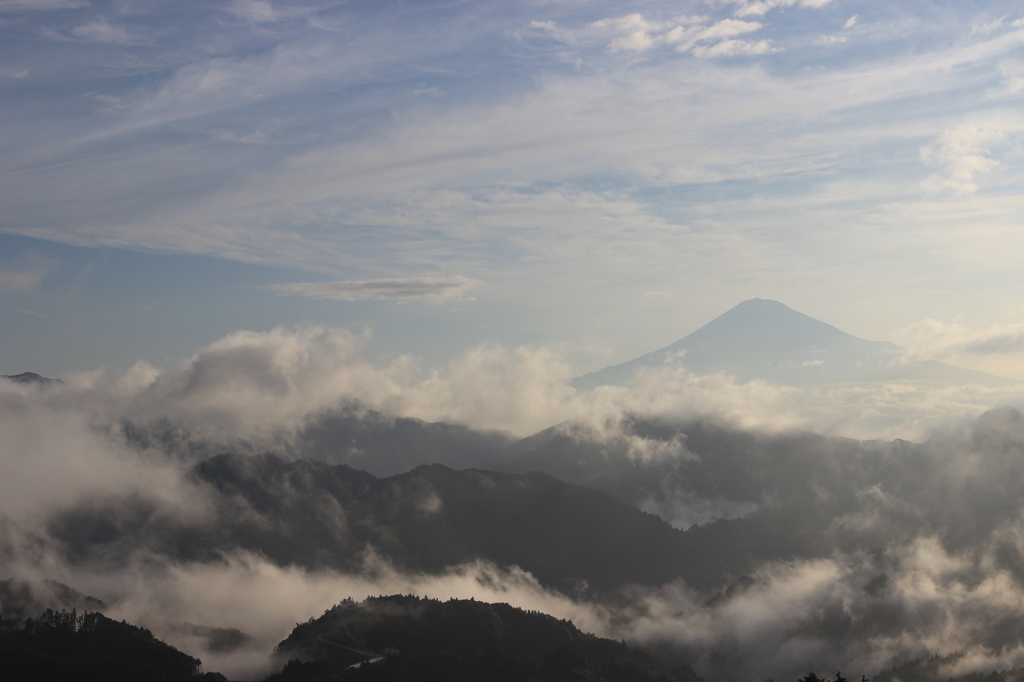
[0,607,214,682]
[771,657,1024,682]
[271,594,703,682]
[49,455,701,595]
[0,577,106,623]
[871,653,1024,682]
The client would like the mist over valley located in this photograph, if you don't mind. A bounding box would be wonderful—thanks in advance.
[5,300,1024,681]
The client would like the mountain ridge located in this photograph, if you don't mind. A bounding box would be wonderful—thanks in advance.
[269,594,702,682]
[572,298,1015,388]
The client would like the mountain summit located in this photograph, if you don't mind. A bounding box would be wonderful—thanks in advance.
[572,298,1013,388]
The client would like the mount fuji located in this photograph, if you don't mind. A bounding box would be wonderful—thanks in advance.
[572,298,1015,389]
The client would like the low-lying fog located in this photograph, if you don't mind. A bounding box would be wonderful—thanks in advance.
[4,326,1024,681]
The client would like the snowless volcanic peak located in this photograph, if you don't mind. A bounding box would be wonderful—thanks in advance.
[573,298,1014,388]
[1,372,59,385]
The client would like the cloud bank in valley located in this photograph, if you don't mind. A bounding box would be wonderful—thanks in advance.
[27,324,1024,444]
[4,326,1024,679]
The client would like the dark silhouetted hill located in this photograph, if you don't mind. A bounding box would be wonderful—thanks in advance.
[1,372,60,386]
[292,406,516,475]
[48,454,714,594]
[269,594,701,682]
[122,402,516,476]
[0,607,211,682]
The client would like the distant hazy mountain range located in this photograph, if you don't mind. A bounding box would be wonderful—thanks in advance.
[0,578,106,623]
[572,298,1015,389]
[1,372,60,386]
[122,403,517,476]
[46,407,1024,599]
[50,453,707,594]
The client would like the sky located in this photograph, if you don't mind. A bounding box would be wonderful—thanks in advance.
[2,0,1024,380]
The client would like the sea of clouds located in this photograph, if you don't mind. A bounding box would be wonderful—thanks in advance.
[4,326,1024,680]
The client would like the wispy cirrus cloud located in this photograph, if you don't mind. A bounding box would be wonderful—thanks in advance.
[70,20,139,46]
[223,0,319,25]
[5,0,1024,380]
[0,0,86,11]
[225,0,277,24]
[260,276,480,303]
[0,253,57,297]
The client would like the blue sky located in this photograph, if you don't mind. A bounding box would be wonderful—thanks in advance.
[3,0,1024,378]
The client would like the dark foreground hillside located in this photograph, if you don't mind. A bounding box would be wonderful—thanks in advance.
[785,655,1024,682]
[270,594,701,682]
[0,608,215,682]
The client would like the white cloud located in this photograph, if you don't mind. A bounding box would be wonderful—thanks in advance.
[605,536,1024,680]
[28,528,1024,681]
[33,553,586,680]
[10,321,1022,451]
[9,11,1024,279]
[601,13,657,52]
[920,125,1006,193]
[223,0,325,25]
[260,276,479,303]
[0,390,208,523]
[5,1,1024,366]
[973,17,1009,35]
[997,60,1024,94]
[589,13,707,53]
[226,0,277,24]
[0,326,781,442]
[698,18,764,41]
[725,0,834,18]
[692,38,776,58]
[511,19,579,46]
[814,35,847,46]
[10,413,1024,682]
[589,14,764,56]
[844,15,859,29]
[897,317,1024,358]
[6,324,1024,680]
